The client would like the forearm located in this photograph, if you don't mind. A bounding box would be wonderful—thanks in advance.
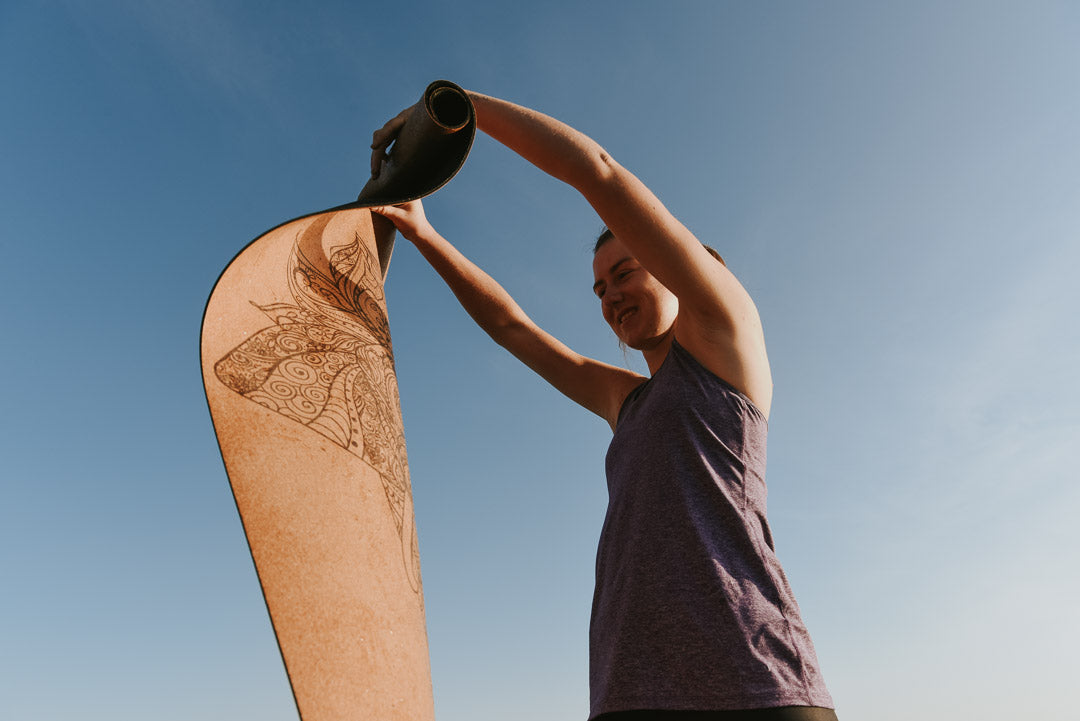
[466,90,707,305]
[468,91,614,193]
[407,224,642,427]
[408,227,530,344]
[466,91,681,259]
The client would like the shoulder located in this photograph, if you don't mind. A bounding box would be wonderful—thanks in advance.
[673,275,773,419]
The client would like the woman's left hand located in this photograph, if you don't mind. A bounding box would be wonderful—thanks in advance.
[369,106,414,178]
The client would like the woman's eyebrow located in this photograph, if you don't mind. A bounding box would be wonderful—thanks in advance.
[593,257,633,294]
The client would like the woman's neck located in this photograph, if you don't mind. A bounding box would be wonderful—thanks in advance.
[642,329,676,375]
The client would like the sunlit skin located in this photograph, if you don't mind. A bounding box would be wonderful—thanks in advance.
[366,88,825,718]
[372,90,772,426]
[592,236,680,373]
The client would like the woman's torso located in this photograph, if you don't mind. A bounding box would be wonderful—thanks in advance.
[589,340,833,718]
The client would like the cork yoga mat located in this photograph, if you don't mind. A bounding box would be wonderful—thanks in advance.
[200,81,474,721]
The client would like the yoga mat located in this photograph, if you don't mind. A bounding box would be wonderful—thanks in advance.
[200,80,474,721]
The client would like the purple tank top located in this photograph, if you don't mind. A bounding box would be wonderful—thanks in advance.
[589,340,833,718]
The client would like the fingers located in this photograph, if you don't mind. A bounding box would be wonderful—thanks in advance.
[370,147,387,178]
[370,112,404,147]
[369,107,413,178]
[368,201,414,221]
[369,201,430,243]
[370,121,395,177]
[368,205,397,219]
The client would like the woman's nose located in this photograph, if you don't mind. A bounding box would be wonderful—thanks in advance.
[603,287,623,307]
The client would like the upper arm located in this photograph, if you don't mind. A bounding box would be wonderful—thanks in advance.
[581,153,749,323]
[467,93,769,413]
[469,92,746,325]
[579,154,773,415]
[492,317,645,430]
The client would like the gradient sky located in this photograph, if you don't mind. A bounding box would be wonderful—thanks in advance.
[2,2,1078,720]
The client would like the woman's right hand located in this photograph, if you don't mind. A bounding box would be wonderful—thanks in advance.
[369,200,435,244]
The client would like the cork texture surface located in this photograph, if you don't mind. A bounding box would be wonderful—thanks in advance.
[201,207,432,721]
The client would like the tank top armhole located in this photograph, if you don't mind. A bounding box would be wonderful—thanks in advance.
[669,339,769,427]
[613,377,650,429]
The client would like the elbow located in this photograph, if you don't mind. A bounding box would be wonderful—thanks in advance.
[485,313,529,349]
[561,141,621,196]
[486,320,513,348]
[581,146,620,190]
[486,313,531,351]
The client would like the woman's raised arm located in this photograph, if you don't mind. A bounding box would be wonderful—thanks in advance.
[371,91,749,326]
[370,200,644,429]
[465,92,772,415]
[466,93,733,313]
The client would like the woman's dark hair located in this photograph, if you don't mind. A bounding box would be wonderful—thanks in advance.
[593,226,726,266]
[594,227,616,252]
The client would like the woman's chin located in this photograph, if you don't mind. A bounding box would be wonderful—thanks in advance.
[624,325,675,353]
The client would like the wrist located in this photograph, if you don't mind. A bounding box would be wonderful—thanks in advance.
[404,222,439,246]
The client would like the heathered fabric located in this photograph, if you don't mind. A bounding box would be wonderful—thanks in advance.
[589,341,833,718]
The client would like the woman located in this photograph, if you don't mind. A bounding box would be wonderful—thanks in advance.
[370,91,836,721]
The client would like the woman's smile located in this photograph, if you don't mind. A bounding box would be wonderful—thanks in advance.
[615,307,638,326]
[593,236,679,350]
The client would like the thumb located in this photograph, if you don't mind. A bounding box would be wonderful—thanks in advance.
[369,205,397,218]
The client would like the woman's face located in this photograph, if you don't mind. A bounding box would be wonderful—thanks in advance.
[591,236,679,350]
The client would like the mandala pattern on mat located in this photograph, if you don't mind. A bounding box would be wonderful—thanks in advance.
[215,214,421,592]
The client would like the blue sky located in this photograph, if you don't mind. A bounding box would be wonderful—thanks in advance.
[2,1,1078,719]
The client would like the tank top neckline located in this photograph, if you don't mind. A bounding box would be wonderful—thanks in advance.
[616,339,768,428]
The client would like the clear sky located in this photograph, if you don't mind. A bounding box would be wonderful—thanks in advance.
[2,1,1078,719]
